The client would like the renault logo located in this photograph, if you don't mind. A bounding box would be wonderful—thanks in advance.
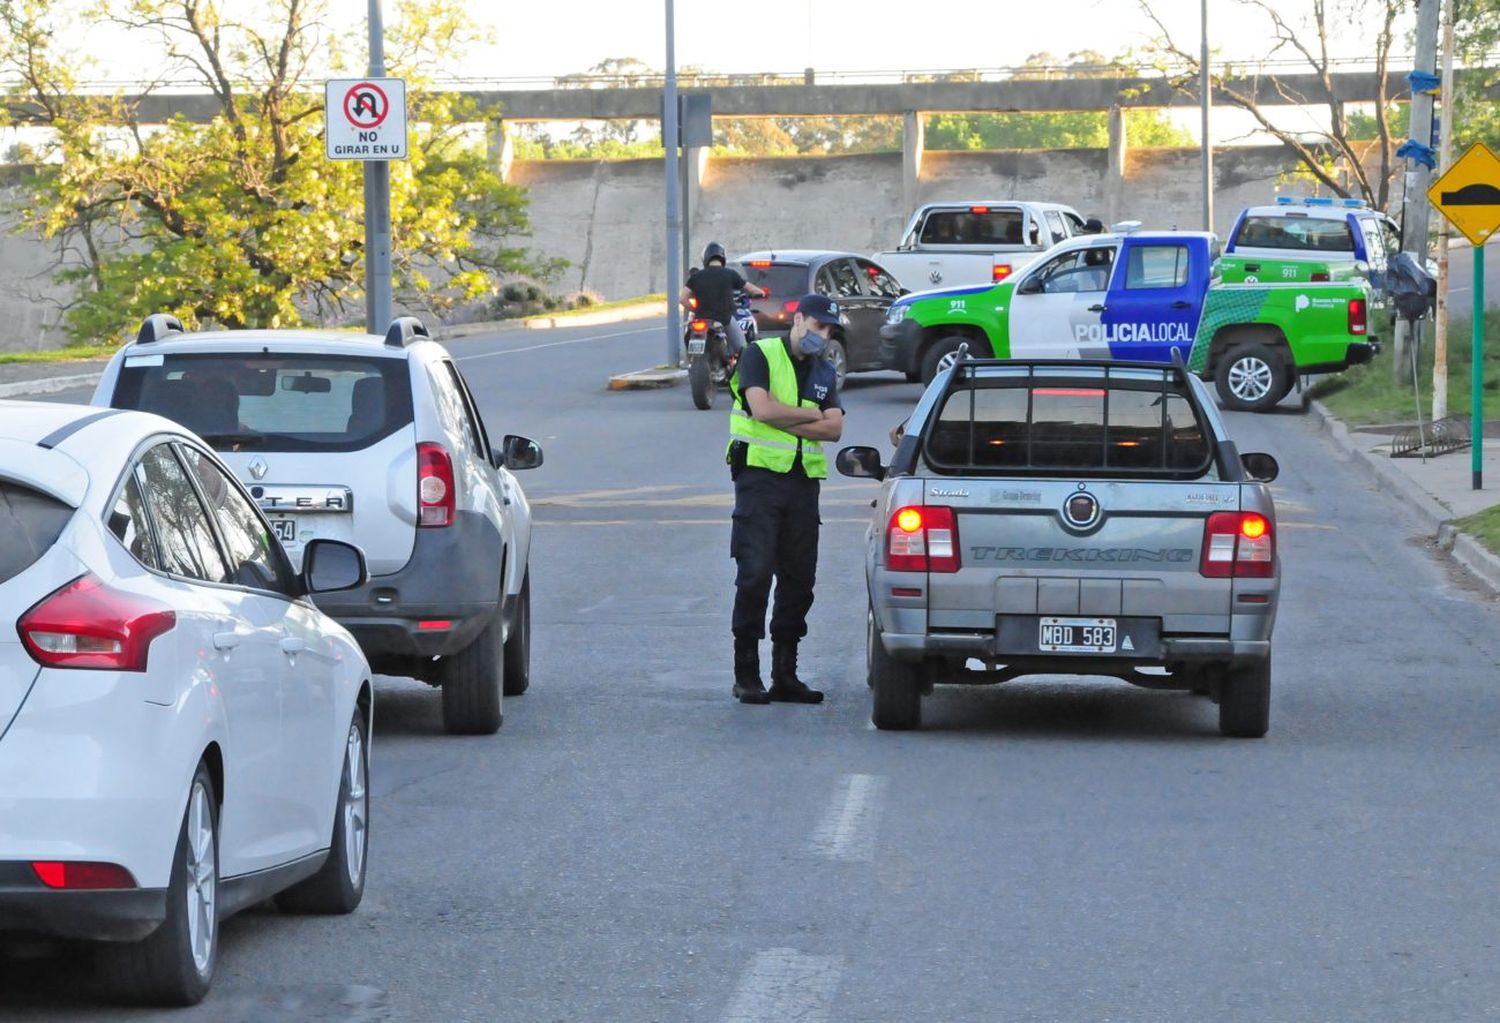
[1063,490,1101,530]
[248,457,269,480]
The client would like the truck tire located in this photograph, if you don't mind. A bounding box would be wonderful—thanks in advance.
[1218,659,1270,738]
[502,571,531,696]
[440,607,504,734]
[689,357,714,410]
[868,608,922,730]
[1214,343,1290,413]
[920,335,974,385]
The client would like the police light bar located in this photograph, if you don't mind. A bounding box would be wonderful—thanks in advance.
[1110,220,1143,234]
[1274,195,1366,209]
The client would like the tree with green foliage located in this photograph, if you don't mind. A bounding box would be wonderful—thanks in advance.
[0,0,561,341]
[1452,0,1500,149]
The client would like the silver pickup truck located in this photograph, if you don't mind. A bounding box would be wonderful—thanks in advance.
[837,358,1281,737]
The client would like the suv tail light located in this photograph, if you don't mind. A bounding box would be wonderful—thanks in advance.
[1200,512,1274,578]
[417,443,456,528]
[886,506,960,573]
[1348,297,1368,335]
[17,575,175,672]
[992,264,1013,282]
[32,861,137,889]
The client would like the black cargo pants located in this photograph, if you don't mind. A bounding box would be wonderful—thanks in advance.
[730,466,820,642]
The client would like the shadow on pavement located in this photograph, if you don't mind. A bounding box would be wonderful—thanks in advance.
[914,677,1224,742]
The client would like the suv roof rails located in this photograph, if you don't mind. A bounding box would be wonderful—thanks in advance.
[385,316,431,348]
[136,313,185,344]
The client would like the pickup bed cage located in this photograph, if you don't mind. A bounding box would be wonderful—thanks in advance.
[918,358,1238,480]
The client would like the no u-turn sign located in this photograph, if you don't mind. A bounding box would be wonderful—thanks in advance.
[325,78,408,161]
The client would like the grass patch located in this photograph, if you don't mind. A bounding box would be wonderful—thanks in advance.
[1308,310,1500,428]
[1454,505,1500,557]
[0,343,120,365]
[528,293,665,321]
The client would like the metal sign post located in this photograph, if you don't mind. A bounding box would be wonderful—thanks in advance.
[1428,142,1500,489]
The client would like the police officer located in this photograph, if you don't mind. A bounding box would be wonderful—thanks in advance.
[682,242,766,355]
[725,294,844,704]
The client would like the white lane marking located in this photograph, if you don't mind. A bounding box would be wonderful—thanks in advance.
[722,948,844,1023]
[454,325,660,361]
[809,774,887,863]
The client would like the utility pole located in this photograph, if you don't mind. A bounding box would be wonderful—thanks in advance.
[663,0,683,367]
[1200,0,1213,232]
[1396,0,1442,382]
[1432,0,1456,421]
[363,0,393,333]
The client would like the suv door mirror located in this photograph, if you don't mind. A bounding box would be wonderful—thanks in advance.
[1240,452,1280,482]
[499,434,544,471]
[301,539,368,594]
[836,445,886,480]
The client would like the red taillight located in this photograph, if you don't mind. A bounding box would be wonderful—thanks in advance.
[886,505,960,573]
[32,861,137,890]
[992,264,1013,282]
[417,443,455,528]
[782,300,799,313]
[970,206,989,214]
[417,619,452,631]
[1348,297,1367,335]
[1310,271,1330,282]
[1200,512,1275,578]
[690,319,708,332]
[16,575,175,672]
[749,259,772,268]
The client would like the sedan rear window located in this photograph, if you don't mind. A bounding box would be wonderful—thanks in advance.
[1235,214,1354,253]
[112,353,413,453]
[923,369,1211,476]
[0,482,73,584]
[736,263,808,302]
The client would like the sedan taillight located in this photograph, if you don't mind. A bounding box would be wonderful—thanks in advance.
[17,575,175,672]
[417,443,456,528]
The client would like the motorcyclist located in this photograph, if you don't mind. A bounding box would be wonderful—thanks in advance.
[681,242,766,355]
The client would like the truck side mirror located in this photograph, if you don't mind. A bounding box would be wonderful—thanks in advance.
[1016,276,1043,296]
[836,445,886,480]
[1240,452,1279,482]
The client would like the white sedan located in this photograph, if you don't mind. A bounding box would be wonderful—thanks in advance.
[0,401,373,1005]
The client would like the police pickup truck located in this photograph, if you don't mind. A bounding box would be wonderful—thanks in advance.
[873,201,1096,294]
[838,357,1280,737]
[1219,196,1401,293]
[880,228,1377,412]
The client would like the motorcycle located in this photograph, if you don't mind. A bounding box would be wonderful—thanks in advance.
[685,293,759,411]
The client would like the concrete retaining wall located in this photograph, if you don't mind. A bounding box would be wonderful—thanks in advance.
[1,143,1317,351]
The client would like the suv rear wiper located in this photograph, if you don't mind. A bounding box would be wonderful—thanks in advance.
[199,431,267,449]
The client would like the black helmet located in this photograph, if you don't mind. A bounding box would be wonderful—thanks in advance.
[702,241,726,266]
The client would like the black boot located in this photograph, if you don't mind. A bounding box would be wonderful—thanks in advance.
[769,641,824,704]
[733,638,770,705]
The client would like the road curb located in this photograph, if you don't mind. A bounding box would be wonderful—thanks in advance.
[1309,398,1500,595]
[525,301,668,331]
[0,371,104,399]
[608,366,685,390]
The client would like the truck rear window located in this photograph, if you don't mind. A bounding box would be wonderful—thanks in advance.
[918,209,1027,246]
[0,482,72,584]
[113,353,413,453]
[1235,214,1354,253]
[923,368,1212,476]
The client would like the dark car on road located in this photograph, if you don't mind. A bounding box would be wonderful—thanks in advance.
[734,250,908,385]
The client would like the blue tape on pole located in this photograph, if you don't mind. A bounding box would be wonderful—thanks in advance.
[1408,69,1441,94]
[1396,139,1437,169]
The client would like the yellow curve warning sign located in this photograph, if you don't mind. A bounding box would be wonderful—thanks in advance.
[1430,142,1500,246]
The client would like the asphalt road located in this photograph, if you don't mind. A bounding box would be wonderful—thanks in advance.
[6,318,1500,1021]
[1440,243,1499,312]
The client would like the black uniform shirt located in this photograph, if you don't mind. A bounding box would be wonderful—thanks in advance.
[686,265,747,325]
[736,339,842,477]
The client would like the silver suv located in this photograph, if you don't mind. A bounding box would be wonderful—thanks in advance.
[94,315,539,735]
[839,358,1280,737]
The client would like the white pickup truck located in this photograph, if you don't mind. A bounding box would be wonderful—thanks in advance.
[874,201,1099,293]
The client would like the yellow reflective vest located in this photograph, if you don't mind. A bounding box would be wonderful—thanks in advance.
[726,338,828,479]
